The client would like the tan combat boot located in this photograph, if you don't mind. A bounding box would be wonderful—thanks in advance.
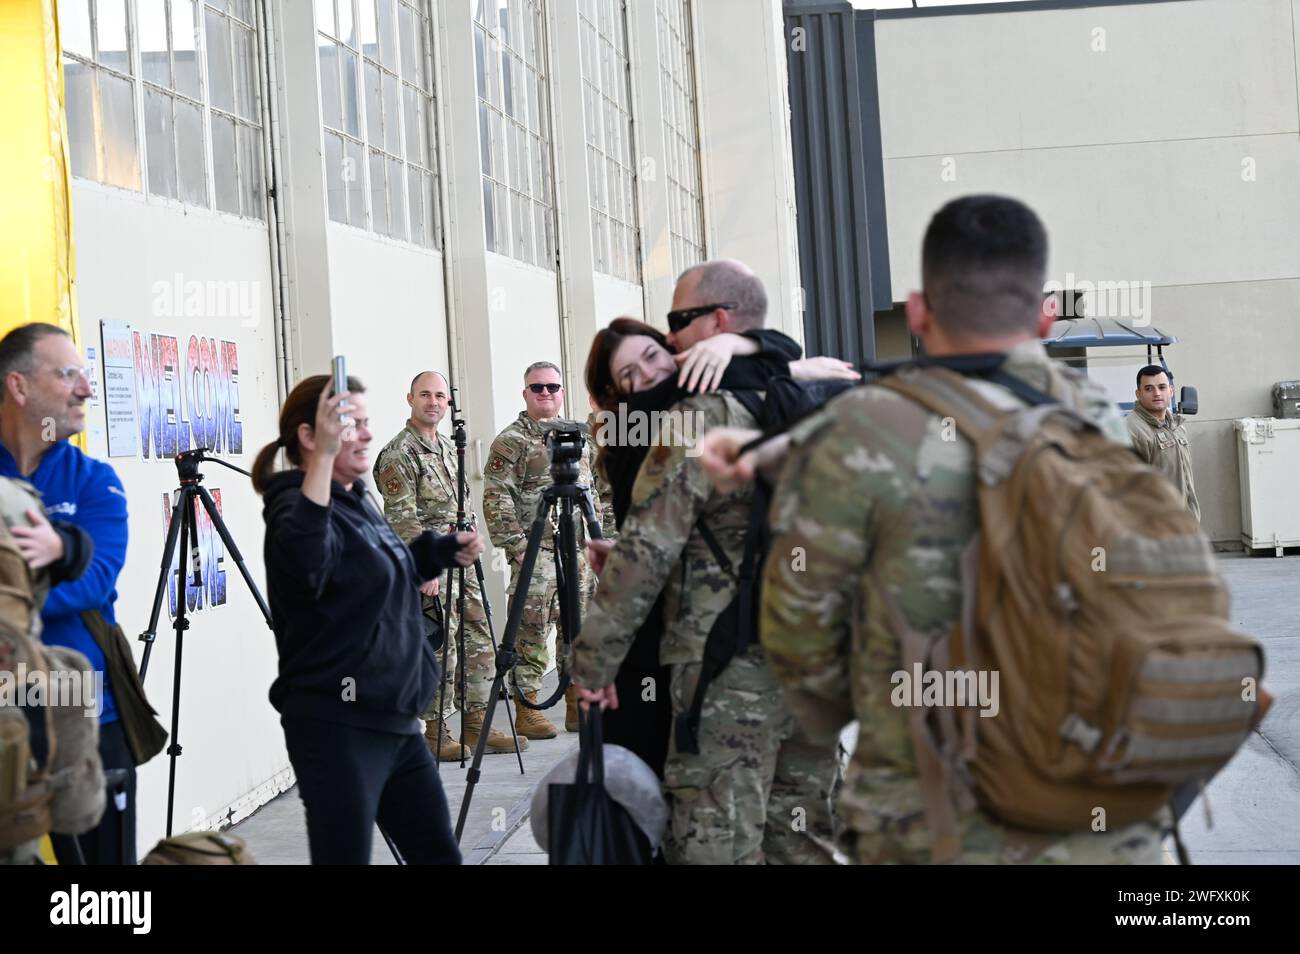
[564,685,580,733]
[425,719,468,762]
[462,708,527,754]
[515,690,558,740]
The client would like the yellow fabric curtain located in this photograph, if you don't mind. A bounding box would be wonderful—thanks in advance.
[0,0,80,337]
[0,0,84,447]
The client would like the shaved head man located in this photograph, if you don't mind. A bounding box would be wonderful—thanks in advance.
[374,371,524,760]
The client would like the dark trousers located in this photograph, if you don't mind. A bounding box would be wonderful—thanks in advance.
[282,717,461,865]
[605,663,672,779]
[51,719,137,865]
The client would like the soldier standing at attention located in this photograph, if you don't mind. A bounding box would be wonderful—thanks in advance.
[373,371,525,760]
[1126,365,1200,521]
[483,362,601,738]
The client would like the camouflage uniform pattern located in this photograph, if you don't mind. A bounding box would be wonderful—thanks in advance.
[762,339,1168,865]
[570,393,838,865]
[482,412,600,693]
[1126,405,1201,521]
[373,424,493,719]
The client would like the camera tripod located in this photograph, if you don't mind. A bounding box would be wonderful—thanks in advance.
[453,425,603,841]
[432,389,526,774]
[138,448,273,838]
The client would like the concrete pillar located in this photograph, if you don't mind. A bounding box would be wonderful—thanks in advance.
[627,0,675,329]
[693,0,804,343]
[545,1,600,400]
[267,0,334,378]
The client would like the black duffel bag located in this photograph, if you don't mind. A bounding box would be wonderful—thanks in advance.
[547,708,653,865]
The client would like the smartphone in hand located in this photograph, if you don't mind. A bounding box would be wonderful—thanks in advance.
[332,355,348,421]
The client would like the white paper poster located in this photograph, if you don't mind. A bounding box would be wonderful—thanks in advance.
[101,320,138,458]
[83,341,107,457]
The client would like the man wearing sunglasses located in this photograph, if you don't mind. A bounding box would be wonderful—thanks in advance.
[483,361,605,740]
[569,260,847,865]
[666,262,858,385]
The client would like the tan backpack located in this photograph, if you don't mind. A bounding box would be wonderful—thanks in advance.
[142,831,256,865]
[878,366,1265,858]
[0,481,105,862]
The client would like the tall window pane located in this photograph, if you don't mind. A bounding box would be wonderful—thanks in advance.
[97,0,131,74]
[206,9,234,113]
[474,0,554,267]
[325,132,346,223]
[319,39,342,129]
[176,99,208,205]
[213,113,240,213]
[206,0,264,219]
[63,55,97,181]
[657,0,705,273]
[140,2,171,87]
[580,0,640,282]
[99,71,141,189]
[145,88,178,198]
[174,1,202,100]
[320,0,440,246]
[62,0,93,58]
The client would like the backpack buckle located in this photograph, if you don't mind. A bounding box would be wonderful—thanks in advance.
[1054,582,1080,619]
[1059,714,1102,753]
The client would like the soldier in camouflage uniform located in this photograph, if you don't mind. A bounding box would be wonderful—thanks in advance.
[373,371,525,760]
[483,362,601,738]
[571,261,838,865]
[755,196,1169,864]
[1127,365,1200,521]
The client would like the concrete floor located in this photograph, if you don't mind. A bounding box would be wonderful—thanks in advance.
[230,554,1299,864]
[229,669,578,864]
[1177,553,1300,863]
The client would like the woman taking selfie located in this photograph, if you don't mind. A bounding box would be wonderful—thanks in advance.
[253,373,482,864]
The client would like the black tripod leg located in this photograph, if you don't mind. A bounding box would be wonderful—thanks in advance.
[379,824,405,865]
[562,488,604,731]
[434,564,460,774]
[165,489,194,838]
[454,496,553,841]
[194,485,273,626]
[455,564,468,768]
[554,500,581,707]
[577,487,605,543]
[139,487,188,682]
[472,556,525,773]
[433,563,454,775]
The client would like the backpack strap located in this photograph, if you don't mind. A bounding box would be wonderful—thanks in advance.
[877,366,1011,447]
[880,365,1095,488]
[695,521,734,578]
[674,386,784,754]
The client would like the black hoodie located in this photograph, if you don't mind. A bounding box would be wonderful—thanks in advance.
[261,470,460,734]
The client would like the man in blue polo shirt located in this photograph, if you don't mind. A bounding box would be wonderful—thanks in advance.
[0,322,133,864]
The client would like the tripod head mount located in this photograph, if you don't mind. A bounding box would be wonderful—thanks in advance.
[544,423,585,487]
[174,447,252,483]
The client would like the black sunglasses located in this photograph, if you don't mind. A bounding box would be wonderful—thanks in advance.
[528,383,563,394]
[666,302,738,334]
